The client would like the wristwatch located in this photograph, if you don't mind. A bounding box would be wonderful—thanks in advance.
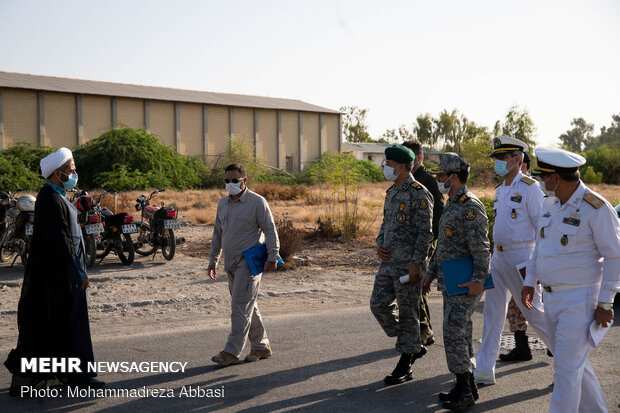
[597,303,613,311]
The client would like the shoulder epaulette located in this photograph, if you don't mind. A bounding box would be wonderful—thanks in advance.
[410,182,422,190]
[520,176,536,185]
[460,194,470,203]
[583,192,604,209]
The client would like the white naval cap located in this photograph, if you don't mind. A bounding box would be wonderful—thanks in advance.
[532,146,586,176]
[40,147,73,178]
[490,136,528,157]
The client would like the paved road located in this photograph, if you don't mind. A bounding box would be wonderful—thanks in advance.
[1,298,619,412]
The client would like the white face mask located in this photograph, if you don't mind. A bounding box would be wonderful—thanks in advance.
[383,165,399,182]
[437,175,452,194]
[541,176,557,198]
[226,182,243,196]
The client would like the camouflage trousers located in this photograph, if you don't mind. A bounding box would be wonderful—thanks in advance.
[443,291,481,374]
[370,272,422,354]
[507,297,528,332]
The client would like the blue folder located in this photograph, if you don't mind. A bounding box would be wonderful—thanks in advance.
[440,256,494,296]
[242,243,284,276]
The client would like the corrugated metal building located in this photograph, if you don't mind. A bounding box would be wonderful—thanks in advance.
[0,71,341,171]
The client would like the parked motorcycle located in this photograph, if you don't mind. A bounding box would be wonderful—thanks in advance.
[94,191,137,266]
[0,190,35,266]
[134,189,184,260]
[71,189,105,267]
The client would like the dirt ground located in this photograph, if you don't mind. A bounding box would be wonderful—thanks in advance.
[0,222,424,348]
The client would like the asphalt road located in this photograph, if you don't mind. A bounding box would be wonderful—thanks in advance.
[1,298,619,413]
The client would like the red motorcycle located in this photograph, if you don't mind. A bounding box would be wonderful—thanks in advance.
[134,189,183,260]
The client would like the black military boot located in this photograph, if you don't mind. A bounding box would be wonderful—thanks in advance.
[439,372,478,402]
[469,371,479,401]
[384,346,427,385]
[442,373,475,411]
[499,330,532,362]
[438,377,458,401]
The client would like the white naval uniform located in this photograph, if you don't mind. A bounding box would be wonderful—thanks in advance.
[524,181,620,413]
[475,171,552,378]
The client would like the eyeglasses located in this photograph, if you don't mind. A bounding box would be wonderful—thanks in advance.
[224,178,244,184]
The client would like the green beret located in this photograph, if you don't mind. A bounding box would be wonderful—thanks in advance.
[385,144,415,164]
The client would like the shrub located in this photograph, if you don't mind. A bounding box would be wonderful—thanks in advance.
[274,213,303,261]
[582,166,603,184]
[0,142,55,190]
[255,170,301,185]
[72,127,209,190]
[225,135,266,184]
[254,183,309,201]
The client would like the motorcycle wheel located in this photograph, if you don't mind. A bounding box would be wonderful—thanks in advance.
[135,221,156,256]
[117,233,135,265]
[0,232,16,263]
[161,229,176,261]
[95,233,108,259]
[84,234,97,268]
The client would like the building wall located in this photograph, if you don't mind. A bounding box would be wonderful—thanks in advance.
[82,95,111,142]
[257,109,278,168]
[207,105,228,166]
[44,92,77,148]
[325,113,340,154]
[179,102,202,156]
[232,107,253,140]
[280,111,299,171]
[149,100,175,148]
[117,97,144,129]
[2,88,38,147]
[302,112,319,166]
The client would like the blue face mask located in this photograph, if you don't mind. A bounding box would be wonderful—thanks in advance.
[494,159,509,177]
[60,172,78,189]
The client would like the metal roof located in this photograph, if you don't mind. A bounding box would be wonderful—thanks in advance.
[0,71,340,114]
[342,142,390,153]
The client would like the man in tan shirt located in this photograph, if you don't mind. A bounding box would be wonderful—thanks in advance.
[208,163,280,366]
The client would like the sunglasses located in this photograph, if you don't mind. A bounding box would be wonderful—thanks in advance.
[224,178,244,184]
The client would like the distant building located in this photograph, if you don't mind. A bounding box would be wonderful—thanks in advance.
[342,141,443,167]
[0,71,341,172]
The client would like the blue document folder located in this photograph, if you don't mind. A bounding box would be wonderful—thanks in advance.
[440,256,494,296]
[242,243,284,276]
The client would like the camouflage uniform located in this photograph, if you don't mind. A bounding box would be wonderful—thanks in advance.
[427,186,491,374]
[506,297,528,332]
[371,175,434,354]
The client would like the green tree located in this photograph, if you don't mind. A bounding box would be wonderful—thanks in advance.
[413,113,436,146]
[559,117,594,152]
[497,105,537,149]
[341,106,373,143]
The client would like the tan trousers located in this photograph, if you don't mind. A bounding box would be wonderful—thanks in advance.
[223,262,270,357]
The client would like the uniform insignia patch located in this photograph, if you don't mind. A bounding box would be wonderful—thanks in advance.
[418,199,428,209]
[510,209,517,219]
[460,194,470,203]
[493,137,501,148]
[542,212,551,218]
[560,234,568,246]
[444,227,453,238]
[583,193,604,209]
[540,228,545,238]
[401,193,410,201]
[510,193,522,203]
[385,193,391,199]
[464,208,476,220]
[520,176,535,185]
[570,213,581,218]
[563,217,580,226]
[399,202,406,211]
[396,212,406,223]
[411,182,422,190]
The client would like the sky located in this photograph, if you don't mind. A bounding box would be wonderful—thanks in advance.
[1,0,619,148]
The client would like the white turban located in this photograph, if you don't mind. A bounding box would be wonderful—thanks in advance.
[40,147,73,178]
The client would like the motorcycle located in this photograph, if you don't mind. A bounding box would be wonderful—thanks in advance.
[134,189,184,260]
[0,190,35,266]
[71,189,105,268]
[94,191,137,266]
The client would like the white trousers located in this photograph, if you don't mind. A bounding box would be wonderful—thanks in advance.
[545,285,607,413]
[223,262,270,357]
[475,247,551,377]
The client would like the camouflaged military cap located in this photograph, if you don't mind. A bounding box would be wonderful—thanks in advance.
[429,152,469,174]
[384,144,415,164]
